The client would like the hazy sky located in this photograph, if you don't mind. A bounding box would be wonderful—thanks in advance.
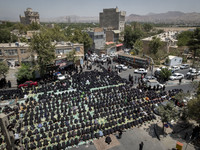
[0,0,200,21]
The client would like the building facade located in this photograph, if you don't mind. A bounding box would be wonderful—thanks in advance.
[99,7,126,32]
[87,28,106,51]
[20,8,40,25]
[0,42,84,66]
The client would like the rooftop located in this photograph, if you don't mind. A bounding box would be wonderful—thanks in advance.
[0,42,29,48]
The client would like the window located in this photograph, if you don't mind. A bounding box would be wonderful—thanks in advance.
[20,49,26,54]
[0,50,2,56]
[56,49,72,54]
[75,47,80,52]
[4,49,18,56]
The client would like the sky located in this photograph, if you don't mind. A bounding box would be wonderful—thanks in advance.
[0,0,200,21]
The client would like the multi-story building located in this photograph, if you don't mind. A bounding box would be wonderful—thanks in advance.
[20,8,40,25]
[0,42,84,66]
[99,7,126,41]
[87,28,106,52]
[99,7,126,32]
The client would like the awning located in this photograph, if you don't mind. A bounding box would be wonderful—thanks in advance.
[116,43,123,47]
[113,30,120,34]
[106,42,114,45]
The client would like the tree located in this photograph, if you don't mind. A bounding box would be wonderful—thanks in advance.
[0,29,11,43]
[15,63,34,83]
[158,102,179,133]
[149,37,163,54]
[159,68,172,81]
[187,96,200,124]
[143,23,153,32]
[66,49,79,65]
[82,32,92,53]
[134,39,143,55]
[29,32,56,76]
[187,28,200,68]
[124,25,144,49]
[45,25,67,42]
[187,81,200,124]
[0,62,9,78]
[177,30,193,46]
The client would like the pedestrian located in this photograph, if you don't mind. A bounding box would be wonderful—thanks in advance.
[192,76,194,82]
[162,85,165,91]
[105,136,112,145]
[139,142,144,150]
[118,129,123,139]
[179,78,182,85]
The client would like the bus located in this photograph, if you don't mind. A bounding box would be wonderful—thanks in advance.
[117,53,150,68]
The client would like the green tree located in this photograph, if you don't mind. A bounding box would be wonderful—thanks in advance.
[82,32,93,53]
[0,62,9,78]
[143,23,153,32]
[134,39,143,55]
[187,96,200,124]
[0,29,11,43]
[30,32,56,76]
[160,68,172,81]
[158,102,179,133]
[45,25,67,42]
[187,28,200,68]
[15,63,34,82]
[28,22,40,30]
[177,30,193,47]
[66,49,79,64]
[149,37,163,54]
[124,25,144,48]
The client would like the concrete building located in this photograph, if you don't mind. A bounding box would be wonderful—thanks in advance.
[142,31,178,54]
[20,8,40,25]
[100,7,126,32]
[0,42,84,66]
[87,28,106,52]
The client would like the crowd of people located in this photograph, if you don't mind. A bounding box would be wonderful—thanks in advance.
[0,63,183,150]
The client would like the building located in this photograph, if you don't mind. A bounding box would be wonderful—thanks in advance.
[0,42,84,66]
[87,28,106,52]
[166,55,182,67]
[99,7,126,41]
[142,31,178,54]
[20,8,40,25]
[100,7,126,32]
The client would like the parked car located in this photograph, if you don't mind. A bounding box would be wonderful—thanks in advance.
[115,64,128,70]
[186,69,200,78]
[169,73,184,80]
[57,74,66,80]
[142,76,157,83]
[134,68,147,74]
[18,81,38,88]
[180,64,190,69]
[146,79,164,89]
[170,66,180,71]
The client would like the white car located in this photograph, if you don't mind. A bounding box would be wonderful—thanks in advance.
[115,64,128,70]
[186,69,200,77]
[146,79,164,89]
[169,73,184,80]
[170,66,180,71]
[143,76,157,83]
[134,68,147,74]
[180,64,190,69]
[57,74,66,80]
